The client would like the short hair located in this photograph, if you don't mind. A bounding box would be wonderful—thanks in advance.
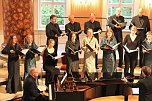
[87,28,93,33]
[142,66,152,78]
[50,15,56,20]
[26,34,33,38]
[90,13,95,16]
[68,15,74,21]
[30,67,37,75]
[131,25,137,31]
[146,31,152,36]
[48,39,55,45]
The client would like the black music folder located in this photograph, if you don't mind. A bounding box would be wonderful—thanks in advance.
[105,42,121,50]
[98,72,123,81]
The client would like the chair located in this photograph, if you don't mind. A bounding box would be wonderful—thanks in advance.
[60,52,67,70]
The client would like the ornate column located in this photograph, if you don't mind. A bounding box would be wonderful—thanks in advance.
[2,0,34,46]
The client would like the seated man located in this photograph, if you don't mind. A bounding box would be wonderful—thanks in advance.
[23,67,47,101]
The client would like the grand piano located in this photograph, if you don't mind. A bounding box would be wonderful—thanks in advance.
[52,72,133,101]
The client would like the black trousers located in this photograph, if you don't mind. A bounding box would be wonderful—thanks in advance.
[124,52,138,76]
[114,31,123,67]
[117,43,123,67]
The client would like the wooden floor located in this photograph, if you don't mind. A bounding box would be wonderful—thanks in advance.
[0,63,141,101]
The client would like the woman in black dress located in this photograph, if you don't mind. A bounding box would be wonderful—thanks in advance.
[65,32,80,78]
[2,34,22,93]
[142,31,152,68]
[123,26,141,76]
[43,39,59,87]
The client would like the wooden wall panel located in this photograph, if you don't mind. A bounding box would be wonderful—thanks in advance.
[70,0,103,30]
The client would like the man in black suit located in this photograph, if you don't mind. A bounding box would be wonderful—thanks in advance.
[46,15,63,65]
[129,8,150,67]
[84,13,102,69]
[122,66,152,101]
[108,8,126,68]
[129,8,150,41]
[23,67,47,101]
[65,15,82,40]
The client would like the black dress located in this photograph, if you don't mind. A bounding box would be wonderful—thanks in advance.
[65,22,82,40]
[123,34,141,76]
[65,40,80,75]
[2,43,22,93]
[43,48,59,86]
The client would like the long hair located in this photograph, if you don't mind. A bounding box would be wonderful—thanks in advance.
[146,31,152,40]
[69,32,76,42]
[142,66,152,78]
[7,34,17,45]
[105,27,114,40]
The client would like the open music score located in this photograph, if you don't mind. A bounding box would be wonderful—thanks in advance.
[93,30,101,35]
[142,45,152,53]
[19,46,46,56]
[48,54,64,60]
[20,49,29,55]
[130,22,144,30]
[104,42,121,50]
[68,47,82,54]
[113,18,127,28]
[67,28,82,35]
[123,45,139,53]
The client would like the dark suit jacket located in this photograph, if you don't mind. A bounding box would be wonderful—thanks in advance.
[46,22,62,45]
[129,15,150,41]
[84,20,101,41]
[108,14,125,42]
[65,22,82,40]
[46,22,62,56]
[23,75,40,101]
[127,75,152,101]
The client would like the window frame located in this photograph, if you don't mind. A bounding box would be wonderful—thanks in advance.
[107,0,135,31]
[38,0,66,30]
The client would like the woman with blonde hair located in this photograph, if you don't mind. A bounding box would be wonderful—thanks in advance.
[43,39,59,88]
[81,28,99,81]
[123,26,141,76]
